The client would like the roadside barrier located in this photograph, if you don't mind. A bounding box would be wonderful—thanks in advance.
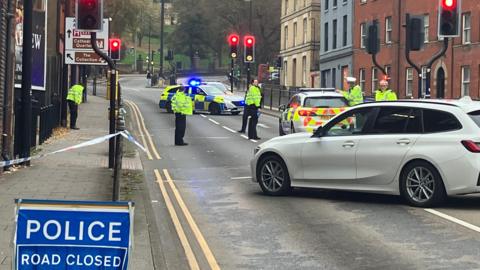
[0,130,146,168]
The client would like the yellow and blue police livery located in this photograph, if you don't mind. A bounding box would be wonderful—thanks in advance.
[159,79,245,115]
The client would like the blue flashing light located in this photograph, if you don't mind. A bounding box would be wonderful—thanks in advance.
[188,78,202,87]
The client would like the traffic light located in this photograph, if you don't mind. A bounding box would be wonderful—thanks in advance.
[109,39,121,60]
[76,0,103,31]
[365,21,380,55]
[166,49,174,61]
[228,34,239,58]
[244,36,255,63]
[407,15,425,51]
[438,0,461,37]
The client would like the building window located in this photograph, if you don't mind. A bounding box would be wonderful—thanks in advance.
[293,22,298,47]
[424,15,429,43]
[302,56,307,86]
[332,68,337,88]
[360,23,366,48]
[292,59,297,86]
[324,0,329,11]
[304,0,306,7]
[303,18,308,44]
[343,15,348,47]
[406,68,414,96]
[421,66,427,97]
[385,16,392,44]
[343,0,347,4]
[332,19,337,49]
[359,68,366,92]
[293,0,297,11]
[284,61,288,86]
[324,22,329,51]
[462,13,471,44]
[321,70,330,88]
[333,0,337,9]
[284,26,288,49]
[360,0,366,3]
[371,67,378,92]
[462,66,471,96]
[285,0,288,15]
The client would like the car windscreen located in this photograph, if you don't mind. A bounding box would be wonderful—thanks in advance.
[201,85,225,95]
[303,97,348,108]
[468,110,480,127]
[208,83,228,92]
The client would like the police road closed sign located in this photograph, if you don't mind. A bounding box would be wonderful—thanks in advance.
[14,199,134,270]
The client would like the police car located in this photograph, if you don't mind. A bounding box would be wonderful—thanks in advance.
[279,88,349,135]
[158,79,245,115]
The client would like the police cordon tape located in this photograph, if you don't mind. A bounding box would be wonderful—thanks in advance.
[0,130,147,168]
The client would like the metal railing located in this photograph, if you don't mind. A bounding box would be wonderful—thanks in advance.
[261,84,300,111]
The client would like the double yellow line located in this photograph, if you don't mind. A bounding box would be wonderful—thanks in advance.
[125,100,161,160]
[126,99,219,269]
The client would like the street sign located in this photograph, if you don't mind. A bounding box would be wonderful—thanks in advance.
[14,199,134,270]
[65,17,109,65]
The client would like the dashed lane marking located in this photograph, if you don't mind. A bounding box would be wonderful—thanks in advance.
[208,119,220,125]
[424,209,480,234]
[240,135,249,140]
[250,139,258,143]
[231,176,252,180]
[222,126,237,133]
[258,123,270,129]
[200,114,207,118]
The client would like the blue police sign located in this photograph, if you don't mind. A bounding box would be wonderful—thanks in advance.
[14,199,134,270]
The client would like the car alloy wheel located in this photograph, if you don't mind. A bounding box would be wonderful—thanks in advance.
[258,155,291,195]
[406,166,435,204]
[400,161,446,207]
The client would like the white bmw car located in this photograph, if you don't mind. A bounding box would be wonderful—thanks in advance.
[251,97,480,207]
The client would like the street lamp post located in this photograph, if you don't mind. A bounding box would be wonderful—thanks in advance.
[244,0,253,89]
[159,0,165,78]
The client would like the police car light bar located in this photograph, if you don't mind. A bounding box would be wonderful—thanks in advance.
[188,78,202,87]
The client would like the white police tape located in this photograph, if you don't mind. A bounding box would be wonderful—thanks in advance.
[0,131,146,168]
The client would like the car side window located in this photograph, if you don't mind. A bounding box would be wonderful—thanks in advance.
[168,87,180,93]
[369,107,413,134]
[324,108,374,137]
[423,109,462,133]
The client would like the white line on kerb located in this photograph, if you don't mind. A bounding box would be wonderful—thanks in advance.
[240,135,249,140]
[208,119,220,125]
[222,126,237,133]
[424,209,480,233]
[200,114,207,118]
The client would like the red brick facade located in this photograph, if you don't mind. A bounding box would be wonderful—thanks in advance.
[353,0,480,99]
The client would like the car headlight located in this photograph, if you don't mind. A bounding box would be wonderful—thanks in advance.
[254,146,261,155]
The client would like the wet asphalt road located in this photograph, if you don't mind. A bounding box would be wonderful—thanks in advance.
[118,75,480,270]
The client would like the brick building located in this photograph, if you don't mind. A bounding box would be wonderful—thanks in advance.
[353,0,480,99]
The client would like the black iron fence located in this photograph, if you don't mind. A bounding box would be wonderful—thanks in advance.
[261,84,300,111]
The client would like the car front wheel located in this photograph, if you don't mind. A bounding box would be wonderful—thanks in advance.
[400,161,446,207]
[257,155,291,196]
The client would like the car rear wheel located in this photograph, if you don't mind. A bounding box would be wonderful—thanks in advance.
[400,161,446,207]
[209,103,221,115]
[166,101,173,113]
[257,155,291,196]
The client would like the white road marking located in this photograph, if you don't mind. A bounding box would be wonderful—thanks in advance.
[231,176,252,180]
[258,123,270,129]
[208,119,220,125]
[250,139,258,143]
[424,209,480,234]
[222,126,237,133]
[200,114,207,118]
[240,135,249,140]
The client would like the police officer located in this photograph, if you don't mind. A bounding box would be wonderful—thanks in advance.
[238,79,261,135]
[375,79,397,101]
[245,79,262,140]
[172,87,193,146]
[337,77,364,106]
[66,84,85,130]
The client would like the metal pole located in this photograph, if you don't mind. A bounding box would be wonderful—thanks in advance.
[160,0,165,78]
[93,66,97,96]
[20,0,33,164]
[426,38,449,98]
[113,83,124,201]
[231,59,234,93]
[247,63,251,90]
[405,13,423,98]
[108,70,117,169]
[148,18,151,73]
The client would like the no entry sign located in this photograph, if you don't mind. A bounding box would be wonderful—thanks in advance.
[13,199,134,270]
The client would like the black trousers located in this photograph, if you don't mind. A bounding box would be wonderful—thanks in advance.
[67,100,78,128]
[175,113,187,145]
[246,105,259,139]
[239,107,249,132]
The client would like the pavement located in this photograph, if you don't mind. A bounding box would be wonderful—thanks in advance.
[0,95,156,269]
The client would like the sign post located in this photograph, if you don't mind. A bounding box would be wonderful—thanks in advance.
[14,199,134,270]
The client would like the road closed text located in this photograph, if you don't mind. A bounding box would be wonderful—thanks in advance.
[21,253,122,267]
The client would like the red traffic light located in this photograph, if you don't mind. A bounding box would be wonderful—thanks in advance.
[244,36,255,47]
[441,0,456,10]
[110,39,121,50]
[80,0,97,10]
[228,34,239,45]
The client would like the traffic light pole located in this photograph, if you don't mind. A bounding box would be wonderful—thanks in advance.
[91,33,116,169]
[405,14,423,98]
[246,63,251,90]
[426,38,449,97]
[231,59,234,93]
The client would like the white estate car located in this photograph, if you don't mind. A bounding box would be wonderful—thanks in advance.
[251,97,480,207]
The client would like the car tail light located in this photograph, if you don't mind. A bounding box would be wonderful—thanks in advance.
[298,109,312,116]
[461,140,480,153]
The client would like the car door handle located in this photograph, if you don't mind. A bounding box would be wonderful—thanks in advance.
[396,139,411,145]
[342,141,355,148]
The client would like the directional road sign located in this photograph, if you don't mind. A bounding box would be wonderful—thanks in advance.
[65,17,109,65]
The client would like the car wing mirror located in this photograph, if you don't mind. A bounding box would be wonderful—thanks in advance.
[312,126,324,137]
[279,104,287,111]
